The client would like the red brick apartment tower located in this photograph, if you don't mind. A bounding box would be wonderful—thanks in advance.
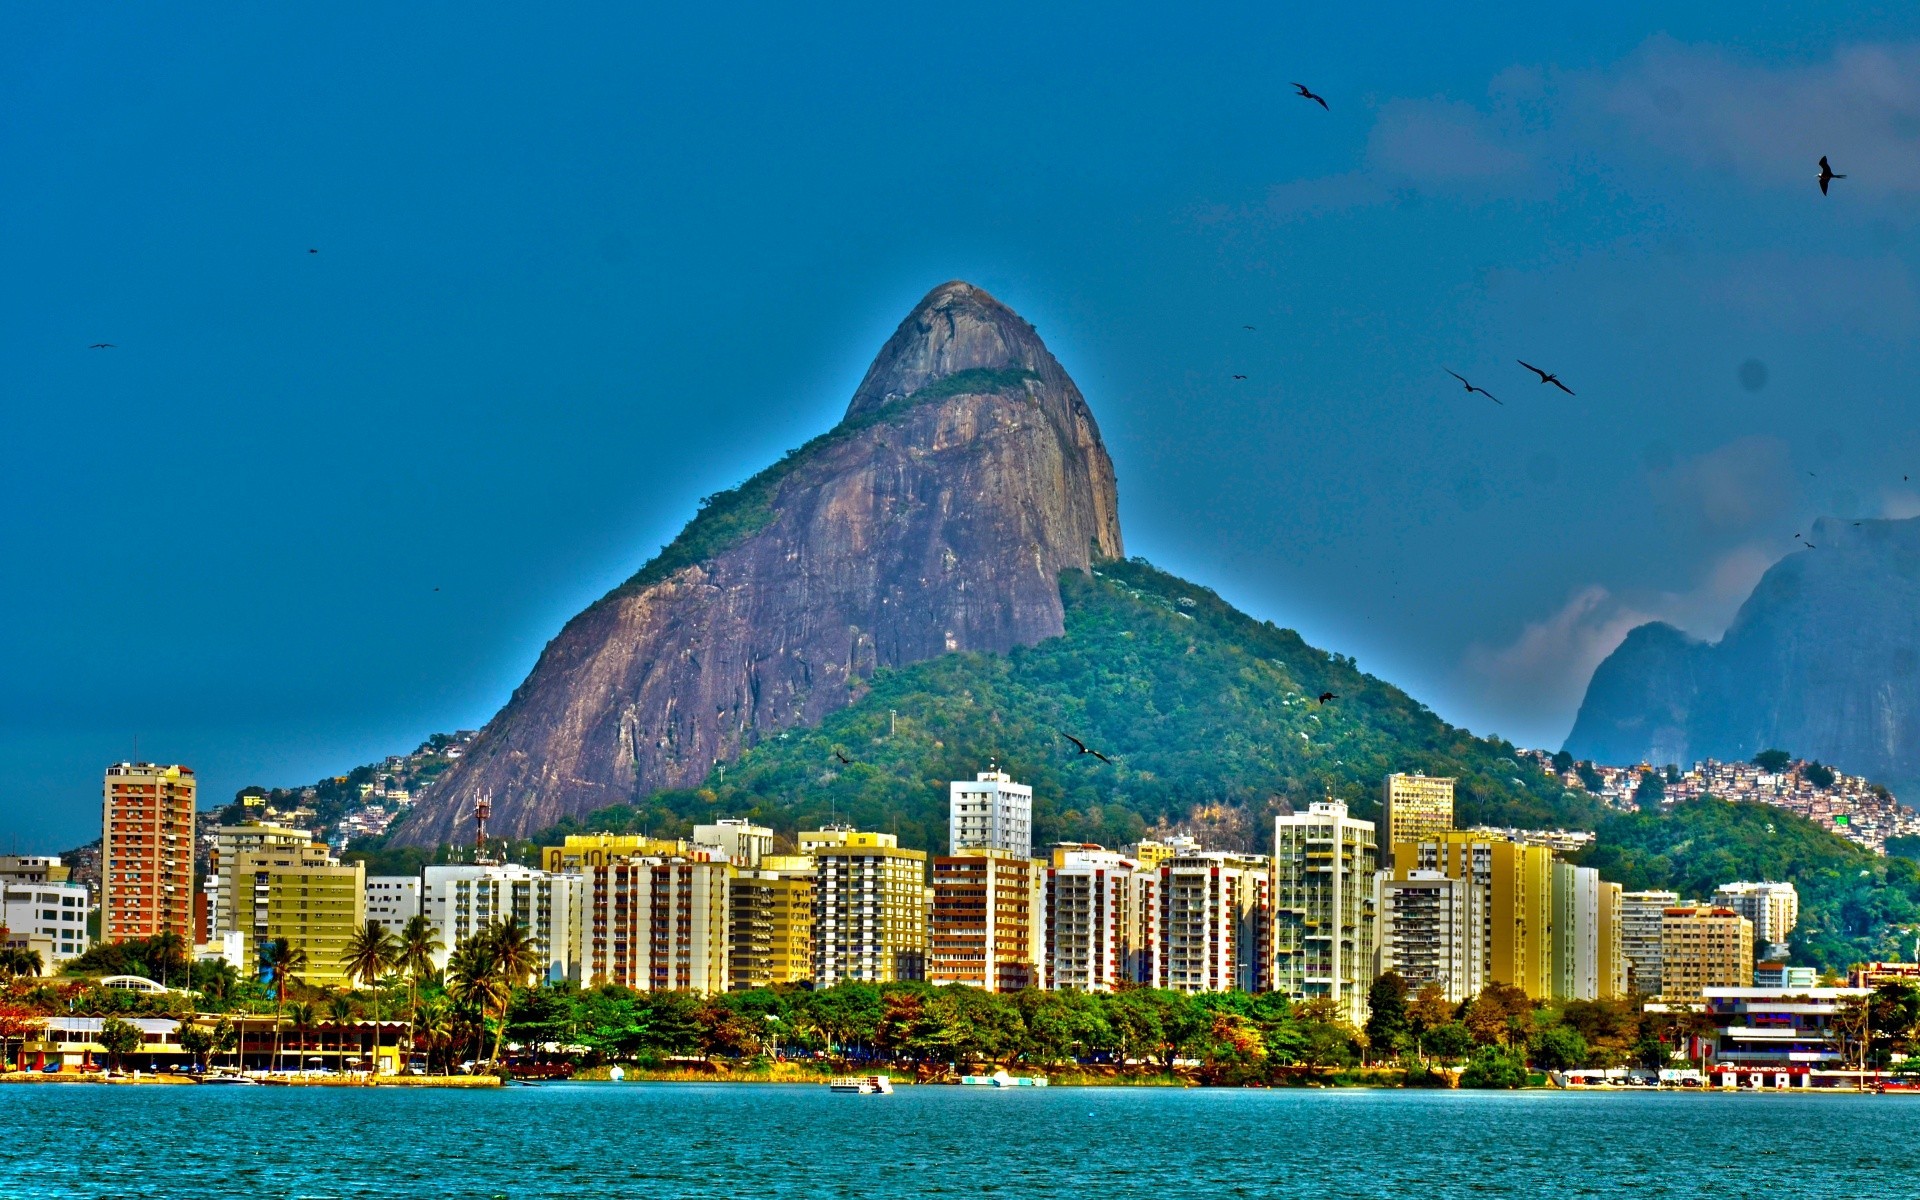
[102,763,197,943]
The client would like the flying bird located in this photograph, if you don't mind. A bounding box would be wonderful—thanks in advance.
[1290,82,1329,110]
[1517,360,1575,395]
[1059,731,1112,764]
[1232,374,1247,380]
[88,343,115,349]
[308,248,319,254]
[832,749,853,766]
[1317,692,1337,705]
[1817,156,1844,195]
[1445,369,1501,404]
[1243,325,1256,330]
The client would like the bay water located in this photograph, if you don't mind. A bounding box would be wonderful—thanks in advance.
[1,1082,1909,1199]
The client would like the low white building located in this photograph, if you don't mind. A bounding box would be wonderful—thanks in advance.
[692,820,774,867]
[950,768,1033,859]
[2,880,91,965]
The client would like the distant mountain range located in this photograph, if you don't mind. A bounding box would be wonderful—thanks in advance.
[1567,516,1920,795]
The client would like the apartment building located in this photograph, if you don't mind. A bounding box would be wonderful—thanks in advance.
[102,763,197,943]
[365,875,422,937]
[694,820,774,868]
[1550,863,1624,1001]
[1045,847,1155,991]
[1272,801,1376,1021]
[929,848,1045,992]
[810,829,927,986]
[423,863,585,982]
[1660,905,1754,999]
[1377,869,1484,1003]
[1,879,91,965]
[1393,833,1555,1001]
[1711,881,1799,955]
[1157,852,1270,995]
[729,855,814,989]
[260,860,365,988]
[207,821,315,935]
[949,769,1033,858]
[1621,890,1680,996]
[1382,773,1455,851]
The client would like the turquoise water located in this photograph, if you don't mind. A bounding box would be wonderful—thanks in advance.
[1,1083,1911,1199]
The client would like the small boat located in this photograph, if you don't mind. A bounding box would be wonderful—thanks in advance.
[828,1074,894,1094]
[198,1072,260,1086]
[961,1069,1048,1088]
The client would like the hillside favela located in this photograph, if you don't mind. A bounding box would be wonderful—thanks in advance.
[11,6,1920,1199]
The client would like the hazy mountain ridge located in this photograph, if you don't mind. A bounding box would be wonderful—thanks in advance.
[1567,515,1920,794]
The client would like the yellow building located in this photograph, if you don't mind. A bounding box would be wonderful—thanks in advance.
[1382,773,1455,851]
[264,860,365,989]
[730,855,815,989]
[809,830,927,985]
[542,833,686,874]
[1394,833,1554,1000]
[1659,905,1753,999]
[929,849,1045,992]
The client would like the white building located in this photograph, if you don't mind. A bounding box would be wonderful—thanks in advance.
[1621,889,1680,996]
[1378,869,1484,1003]
[422,864,584,982]
[1045,848,1156,991]
[1,880,91,965]
[1553,862,1604,1002]
[950,768,1033,858]
[1272,801,1378,1023]
[692,819,774,868]
[365,875,422,937]
[1712,881,1800,956]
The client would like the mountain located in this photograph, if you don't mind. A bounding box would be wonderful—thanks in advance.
[396,282,1122,844]
[527,557,1601,857]
[1566,515,1920,790]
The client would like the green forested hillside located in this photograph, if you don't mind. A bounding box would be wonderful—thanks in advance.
[538,558,1602,854]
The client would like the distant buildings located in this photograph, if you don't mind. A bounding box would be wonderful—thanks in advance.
[1382,773,1454,851]
[694,820,774,867]
[950,768,1034,858]
[102,763,197,943]
[1620,890,1679,996]
[1712,881,1799,957]
[1,879,90,966]
[1659,905,1754,999]
[1392,833,1555,1001]
[207,821,314,937]
[1700,986,1868,1082]
[1272,801,1374,1020]
[1754,962,1817,989]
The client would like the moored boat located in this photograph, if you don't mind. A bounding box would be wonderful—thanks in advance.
[961,1069,1048,1087]
[828,1074,894,1094]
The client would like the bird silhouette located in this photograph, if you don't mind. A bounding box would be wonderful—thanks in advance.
[308,248,319,254]
[1817,156,1845,195]
[1317,692,1337,705]
[1059,731,1112,764]
[88,343,115,349]
[1232,374,1247,380]
[1517,360,1575,395]
[1290,82,1329,110]
[433,586,440,592]
[1445,369,1501,404]
[832,749,853,766]
[1243,325,1256,330]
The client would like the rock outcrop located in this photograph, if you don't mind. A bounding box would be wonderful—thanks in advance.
[1565,515,1920,790]
[396,282,1122,844]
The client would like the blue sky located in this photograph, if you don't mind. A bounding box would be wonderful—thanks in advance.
[8,3,1920,848]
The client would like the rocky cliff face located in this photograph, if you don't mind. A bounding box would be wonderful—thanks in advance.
[396,282,1123,844]
[1565,515,1920,789]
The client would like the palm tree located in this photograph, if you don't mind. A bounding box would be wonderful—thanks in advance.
[284,1001,316,1073]
[258,939,309,1073]
[484,920,540,1070]
[338,921,400,1072]
[326,993,355,1073]
[444,931,500,1072]
[0,946,43,979]
[397,914,443,1073]
[418,995,455,1075]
